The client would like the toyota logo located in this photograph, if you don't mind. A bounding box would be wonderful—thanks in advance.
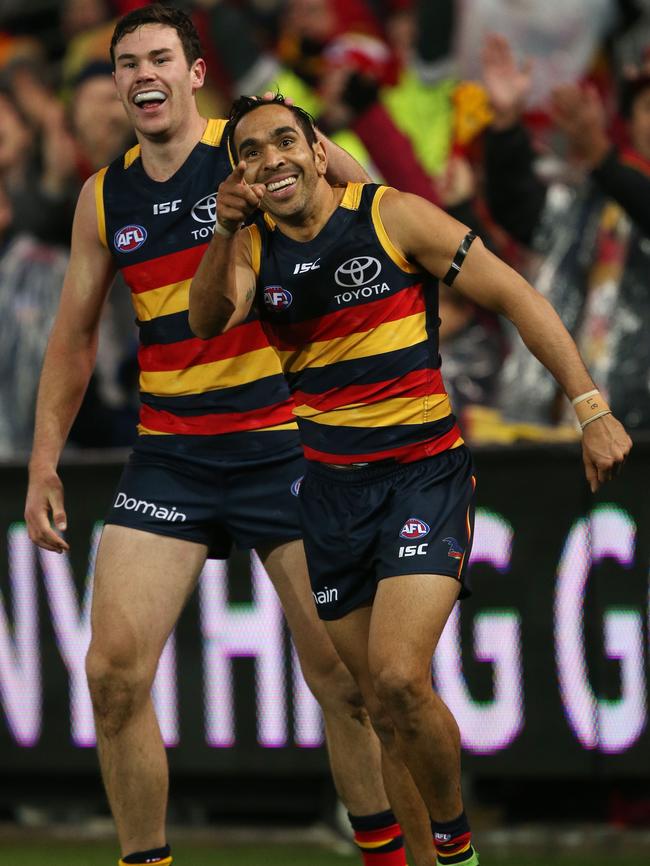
[192,193,217,224]
[335,256,382,288]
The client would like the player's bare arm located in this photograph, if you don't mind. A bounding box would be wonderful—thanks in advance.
[25,175,116,552]
[189,161,260,337]
[380,189,632,491]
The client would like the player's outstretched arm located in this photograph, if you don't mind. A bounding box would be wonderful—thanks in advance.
[189,161,260,337]
[379,189,632,491]
[25,176,116,552]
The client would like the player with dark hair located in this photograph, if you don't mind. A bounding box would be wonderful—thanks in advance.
[24,9,420,866]
[189,95,632,866]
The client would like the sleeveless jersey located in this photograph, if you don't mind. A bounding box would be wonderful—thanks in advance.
[96,118,297,453]
[250,182,463,465]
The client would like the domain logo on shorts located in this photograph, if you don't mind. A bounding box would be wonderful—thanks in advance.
[399,518,430,540]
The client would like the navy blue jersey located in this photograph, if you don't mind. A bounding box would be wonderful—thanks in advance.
[249,182,462,464]
[96,119,297,444]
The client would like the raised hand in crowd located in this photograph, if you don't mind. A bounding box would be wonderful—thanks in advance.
[481,32,533,129]
[550,84,611,168]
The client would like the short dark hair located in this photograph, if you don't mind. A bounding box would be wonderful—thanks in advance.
[226,94,317,164]
[110,4,202,69]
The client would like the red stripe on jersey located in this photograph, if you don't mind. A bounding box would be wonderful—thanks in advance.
[302,424,462,465]
[138,321,270,372]
[292,369,444,412]
[140,398,296,435]
[266,283,426,350]
[122,244,209,293]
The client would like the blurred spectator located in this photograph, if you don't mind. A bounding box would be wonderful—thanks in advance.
[70,60,135,177]
[482,33,650,431]
[0,81,77,245]
[0,179,68,457]
[457,0,618,107]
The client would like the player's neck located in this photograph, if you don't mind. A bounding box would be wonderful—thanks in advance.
[274,182,344,242]
[137,112,208,183]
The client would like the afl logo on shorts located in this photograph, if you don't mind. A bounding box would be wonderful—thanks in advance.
[290,476,303,496]
[264,286,293,310]
[114,224,147,252]
[399,518,430,540]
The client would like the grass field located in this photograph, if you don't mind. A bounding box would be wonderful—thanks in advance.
[2,840,650,866]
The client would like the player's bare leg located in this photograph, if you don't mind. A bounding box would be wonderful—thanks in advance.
[369,574,462,818]
[258,540,387,814]
[325,605,436,866]
[86,526,207,858]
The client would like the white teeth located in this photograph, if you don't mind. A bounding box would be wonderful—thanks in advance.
[134,90,166,105]
[267,176,296,192]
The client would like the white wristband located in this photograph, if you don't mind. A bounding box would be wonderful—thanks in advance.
[571,389,600,407]
[214,220,236,238]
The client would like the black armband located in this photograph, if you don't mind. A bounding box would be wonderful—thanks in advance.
[442,230,477,286]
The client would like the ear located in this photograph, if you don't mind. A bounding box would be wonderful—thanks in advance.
[313,139,328,177]
[191,58,207,92]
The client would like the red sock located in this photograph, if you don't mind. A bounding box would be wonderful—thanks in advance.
[349,809,407,866]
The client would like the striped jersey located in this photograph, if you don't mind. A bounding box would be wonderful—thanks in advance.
[250,182,463,464]
[96,118,297,454]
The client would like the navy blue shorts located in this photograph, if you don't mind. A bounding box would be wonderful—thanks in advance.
[300,446,476,620]
[104,437,304,558]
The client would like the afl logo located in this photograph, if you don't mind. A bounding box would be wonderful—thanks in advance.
[191,193,217,224]
[114,224,147,252]
[335,256,381,288]
[264,286,293,310]
[291,476,303,497]
[399,518,430,540]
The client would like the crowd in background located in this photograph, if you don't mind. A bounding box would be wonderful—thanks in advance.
[1,0,650,457]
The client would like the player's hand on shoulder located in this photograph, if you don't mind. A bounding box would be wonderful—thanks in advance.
[581,413,632,493]
[217,161,265,233]
[25,468,70,553]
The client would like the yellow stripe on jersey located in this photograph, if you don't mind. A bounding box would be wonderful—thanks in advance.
[140,345,284,396]
[137,425,174,436]
[340,182,364,210]
[293,393,452,427]
[246,224,262,277]
[258,420,299,431]
[95,167,108,248]
[372,186,419,273]
[202,118,228,146]
[278,312,426,372]
[132,279,191,322]
[123,143,141,169]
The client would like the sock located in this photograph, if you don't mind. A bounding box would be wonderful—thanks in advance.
[348,809,407,866]
[119,844,172,865]
[432,812,478,865]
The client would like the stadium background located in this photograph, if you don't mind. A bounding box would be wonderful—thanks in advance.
[2,0,650,862]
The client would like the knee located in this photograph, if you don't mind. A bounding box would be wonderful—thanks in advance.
[371,662,431,733]
[85,638,153,736]
[304,658,369,726]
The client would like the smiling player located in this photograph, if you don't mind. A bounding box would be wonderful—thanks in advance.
[188,94,632,866]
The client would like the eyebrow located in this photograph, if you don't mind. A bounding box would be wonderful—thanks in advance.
[238,125,298,153]
[115,47,174,62]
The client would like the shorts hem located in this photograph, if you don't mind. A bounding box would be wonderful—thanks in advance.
[103,517,211,550]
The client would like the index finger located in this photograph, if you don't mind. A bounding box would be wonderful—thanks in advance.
[233,160,248,181]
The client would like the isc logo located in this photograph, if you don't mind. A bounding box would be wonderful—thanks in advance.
[399,518,430,540]
[293,259,320,274]
[114,224,147,253]
[398,543,429,558]
[264,286,293,310]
